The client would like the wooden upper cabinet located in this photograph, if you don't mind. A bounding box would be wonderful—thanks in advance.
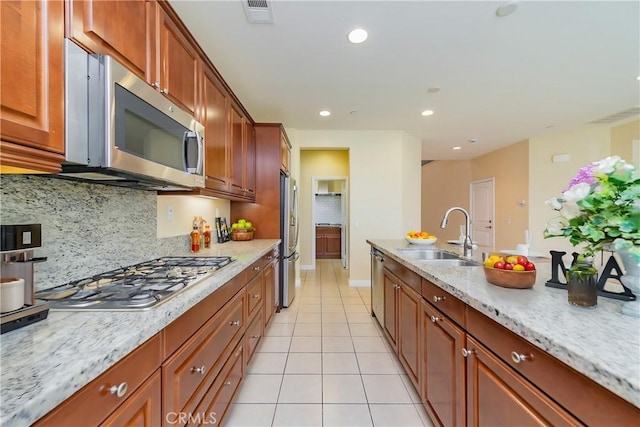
[229,102,245,194]
[67,0,151,80]
[244,121,256,196]
[155,7,200,117]
[202,67,230,192]
[281,132,291,175]
[0,0,65,172]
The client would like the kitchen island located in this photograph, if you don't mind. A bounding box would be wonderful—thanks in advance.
[369,239,639,424]
[0,239,279,427]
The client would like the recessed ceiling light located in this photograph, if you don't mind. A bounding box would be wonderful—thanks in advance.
[496,1,518,17]
[427,87,440,94]
[421,110,434,117]
[453,146,462,150]
[637,75,640,80]
[319,110,331,117]
[348,28,368,44]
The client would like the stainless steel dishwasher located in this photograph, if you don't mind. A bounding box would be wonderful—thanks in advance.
[371,247,384,328]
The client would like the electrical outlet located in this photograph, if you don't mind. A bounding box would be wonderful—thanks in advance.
[167,205,174,221]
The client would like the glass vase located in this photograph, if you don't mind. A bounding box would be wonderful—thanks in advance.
[566,261,598,308]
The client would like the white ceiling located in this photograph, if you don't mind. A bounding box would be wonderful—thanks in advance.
[169,0,640,160]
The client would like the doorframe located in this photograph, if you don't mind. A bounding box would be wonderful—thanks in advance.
[311,176,349,271]
[470,178,495,247]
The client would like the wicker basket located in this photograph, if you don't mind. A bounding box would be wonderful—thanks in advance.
[231,229,254,241]
[483,267,536,289]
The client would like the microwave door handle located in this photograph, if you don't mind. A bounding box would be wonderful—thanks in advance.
[182,131,191,173]
[183,130,203,174]
[196,132,204,175]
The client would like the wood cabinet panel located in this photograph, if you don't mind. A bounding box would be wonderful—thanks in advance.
[246,272,263,323]
[281,132,291,175]
[1,0,65,172]
[100,370,162,427]
[162,290,244,418]
[465,336,580,427]
[384,256,421,294]
[383,270,398,352]
[421,279,466,328]
[316,227,341,259]
[263,250,278,326]
[422,301,465,427]
[398,283,421,391]
[67,0,150,79]
[193,343,244,427]
[202,66,230,192]
[244,306,264,365]
[229,102,245,194]
[35,334,162,426]
[156,8,200,116]
[467,307,640,426]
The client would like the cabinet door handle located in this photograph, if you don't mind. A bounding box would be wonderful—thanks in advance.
[511,351,531,364]
[191,366,206,375]
[230,320,241,326]
[252,294,260,299]
[433,295,445,303]
[152,81,160,89]
[224,381,232,386]
[253,266,260,271]
[251,334,260,339]
[266,256,273,260]
[161,88,168,95]
[109,382,128,398]
[461,348,476,357]
[430,315,440,323]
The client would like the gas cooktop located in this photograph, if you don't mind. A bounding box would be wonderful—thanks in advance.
[36,256,234,311]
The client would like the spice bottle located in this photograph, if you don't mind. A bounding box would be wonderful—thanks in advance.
[190,225,200,253]
[203,223,212,249]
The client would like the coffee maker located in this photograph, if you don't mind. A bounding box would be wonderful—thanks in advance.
[1,224,49,334]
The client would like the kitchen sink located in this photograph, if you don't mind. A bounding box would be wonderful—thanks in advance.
[397,248,460,260]
[418,259,479,267]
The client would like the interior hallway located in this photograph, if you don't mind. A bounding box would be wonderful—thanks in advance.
[224,259,433,426]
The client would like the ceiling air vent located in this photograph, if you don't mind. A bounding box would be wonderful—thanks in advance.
[242,0,274,24]
[588,107,640,124]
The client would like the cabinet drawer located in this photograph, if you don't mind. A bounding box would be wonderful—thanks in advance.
[35,334,162,426]
[467,308,640,426]
[192,342,244,427]
[162,290,245,417]
[100,369,162,427]
[246,271,263,322]
[384,256,421,294]
[421,279,465,327]
[245,306,264,364]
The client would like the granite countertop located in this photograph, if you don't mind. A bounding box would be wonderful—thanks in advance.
[0,239,280,427]
[368,239,640,409]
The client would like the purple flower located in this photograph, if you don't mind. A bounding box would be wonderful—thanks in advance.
[565,163,596,191]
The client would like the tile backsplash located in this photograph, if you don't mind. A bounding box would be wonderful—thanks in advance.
[0,175,187,291]
[314,194,343,224]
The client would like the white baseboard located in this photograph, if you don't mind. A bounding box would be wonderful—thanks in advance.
[296,279,302,287]
[349,280,372,288]
[300,264,314,271]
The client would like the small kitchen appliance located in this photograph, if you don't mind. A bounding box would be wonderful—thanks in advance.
[36,256,234,311]
[0,224,49,334]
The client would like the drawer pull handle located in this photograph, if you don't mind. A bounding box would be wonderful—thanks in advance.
[430,315,440,323]
[461,348,475,357]
[252,334,260,339]
[161,88,169,95]
[109,382,128,398]
[511,351,531,364]
[266,256,273,260]
[230,320,241,326]
[253,266,260,271]
[252,294,260,299]
[433,295,445,303]
[191,366,206,375]
[152,82,160,89]
[224,381,232,386]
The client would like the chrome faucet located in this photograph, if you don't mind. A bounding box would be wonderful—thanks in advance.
[440,207,473,257]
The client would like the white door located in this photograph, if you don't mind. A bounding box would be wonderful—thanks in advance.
[471,179,495,247]
[340,179,348,269]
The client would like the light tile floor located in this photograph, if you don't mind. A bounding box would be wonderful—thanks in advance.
[225,259,434,427]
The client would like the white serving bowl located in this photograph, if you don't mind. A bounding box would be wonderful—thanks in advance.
[405,236,438,245]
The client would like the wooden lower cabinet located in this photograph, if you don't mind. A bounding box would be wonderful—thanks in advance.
[35,253,280,426]
[101,370,162,427]
[421,301,465,427]
[465,336,580,427]
[398,283,421,390]
[315,227,341,259]
[383,270,399,352]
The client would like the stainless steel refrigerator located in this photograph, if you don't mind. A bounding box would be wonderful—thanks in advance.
[280,172,299,307]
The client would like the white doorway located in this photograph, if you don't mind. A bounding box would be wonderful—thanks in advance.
[311,176,349,270]
[470,178,495,247]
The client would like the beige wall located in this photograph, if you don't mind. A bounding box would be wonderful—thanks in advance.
[611,119,639,162]
[421,160,471,241]
[471,140,529,250]
[157,196,230,239]
[288,129,422,284]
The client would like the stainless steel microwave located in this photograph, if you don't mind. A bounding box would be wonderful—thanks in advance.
[61,40,205,191]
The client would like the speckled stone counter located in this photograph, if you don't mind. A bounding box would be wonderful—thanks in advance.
[368,239,640,409]
[0,240,279,427]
